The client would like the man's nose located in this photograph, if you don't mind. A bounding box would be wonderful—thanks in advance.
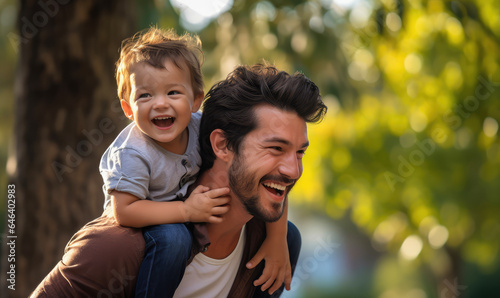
[278,153,302,180]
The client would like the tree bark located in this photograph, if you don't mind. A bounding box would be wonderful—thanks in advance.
[2,1,136,296]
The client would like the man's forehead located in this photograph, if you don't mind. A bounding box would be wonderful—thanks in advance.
[253,105,305,128]
[251,104,308,143]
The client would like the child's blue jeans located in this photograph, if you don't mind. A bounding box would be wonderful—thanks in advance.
[134,223,192,298]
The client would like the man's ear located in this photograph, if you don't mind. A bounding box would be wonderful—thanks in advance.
[191,92,204,113]
[120,99,134,120]
[210,129,232,162]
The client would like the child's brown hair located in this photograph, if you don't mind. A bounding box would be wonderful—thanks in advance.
[116,27,204,102]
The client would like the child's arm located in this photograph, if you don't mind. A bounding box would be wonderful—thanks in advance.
[246,203,292,295]
[111,185,230,228]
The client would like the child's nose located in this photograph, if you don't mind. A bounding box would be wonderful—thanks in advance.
[153,95,170,109]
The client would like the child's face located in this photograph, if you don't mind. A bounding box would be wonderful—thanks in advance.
[121,59,203,153]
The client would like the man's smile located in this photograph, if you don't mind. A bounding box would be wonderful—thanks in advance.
[262,182,286,196]
[260,177,295,202]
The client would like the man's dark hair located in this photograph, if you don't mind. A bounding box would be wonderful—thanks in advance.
[199,64,327,172]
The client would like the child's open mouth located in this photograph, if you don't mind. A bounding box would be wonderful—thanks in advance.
[152,116,174,128]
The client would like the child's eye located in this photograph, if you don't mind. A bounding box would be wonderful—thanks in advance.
[137,93,151,99]
[168,90,181,95]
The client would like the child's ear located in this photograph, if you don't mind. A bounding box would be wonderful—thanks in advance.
[191,92,204,113]
[120,99,134,120]
[210,129,232,162]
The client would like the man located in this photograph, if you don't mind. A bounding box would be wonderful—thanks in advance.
[173,64,326,297]
[31,64,326,297]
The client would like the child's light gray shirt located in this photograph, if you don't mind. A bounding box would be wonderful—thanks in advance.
[100,112,202,209]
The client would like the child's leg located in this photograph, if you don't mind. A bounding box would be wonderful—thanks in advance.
[134,223,192,297]
[252,221,302,298]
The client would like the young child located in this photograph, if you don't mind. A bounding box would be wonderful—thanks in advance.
[101,27,292,296]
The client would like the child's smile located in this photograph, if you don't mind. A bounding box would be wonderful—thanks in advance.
[152,116,175,129]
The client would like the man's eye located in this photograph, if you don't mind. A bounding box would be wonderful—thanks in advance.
[297,150,306,158]
[270,146,283,152]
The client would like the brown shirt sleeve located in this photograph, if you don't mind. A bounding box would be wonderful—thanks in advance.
[30,208,144,297]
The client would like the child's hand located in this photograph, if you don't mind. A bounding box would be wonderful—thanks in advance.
[246,235,291,295]
[182,185,230,223]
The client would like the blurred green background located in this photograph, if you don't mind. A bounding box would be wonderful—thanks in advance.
[1,0,499,297]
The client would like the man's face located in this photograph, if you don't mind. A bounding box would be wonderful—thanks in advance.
[228,104,309,222]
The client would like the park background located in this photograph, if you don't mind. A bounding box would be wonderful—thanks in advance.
[0,0,499,297]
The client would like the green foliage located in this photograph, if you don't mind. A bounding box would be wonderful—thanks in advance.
[165,0,500,276]
[160,0,500,290]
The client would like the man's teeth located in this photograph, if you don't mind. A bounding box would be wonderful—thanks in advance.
[263,182,286,191]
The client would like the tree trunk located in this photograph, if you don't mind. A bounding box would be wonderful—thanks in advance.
[2,1,136,296]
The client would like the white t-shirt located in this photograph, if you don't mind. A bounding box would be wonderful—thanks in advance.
[173,225,246,298]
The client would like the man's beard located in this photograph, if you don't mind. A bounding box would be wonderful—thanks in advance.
[228,153,294,222]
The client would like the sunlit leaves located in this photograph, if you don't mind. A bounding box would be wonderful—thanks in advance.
[284,0,500,276]
[152,0,500,276]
